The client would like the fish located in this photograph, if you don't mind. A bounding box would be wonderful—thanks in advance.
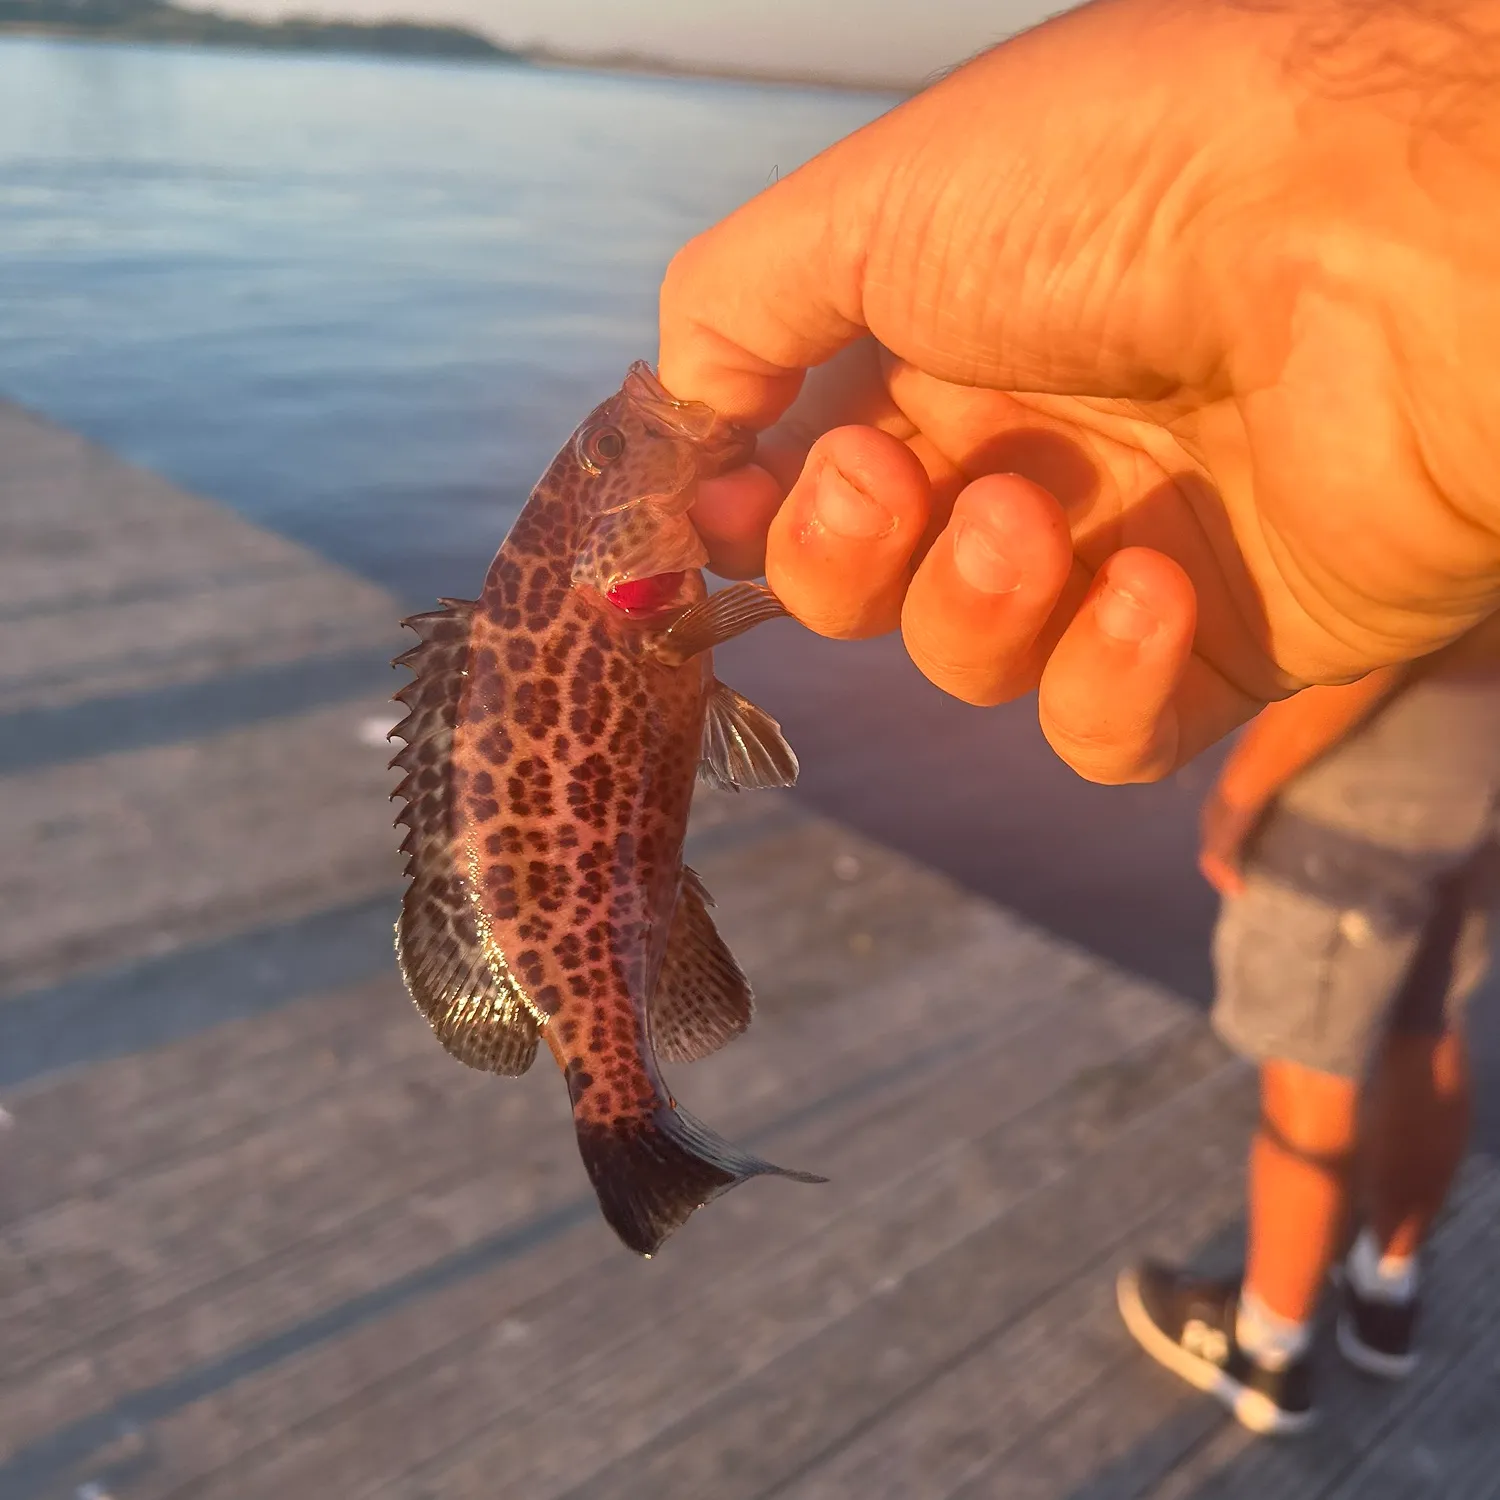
[389,360,825,1257]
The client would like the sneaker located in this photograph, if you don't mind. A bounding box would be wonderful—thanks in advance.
[1333,1259,1420,1380]
[1116,1261,1316,1436]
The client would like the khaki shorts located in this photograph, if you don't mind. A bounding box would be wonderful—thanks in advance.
[1211,678,1500,1082]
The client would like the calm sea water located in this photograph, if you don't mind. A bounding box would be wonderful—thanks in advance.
[0,37,897,602]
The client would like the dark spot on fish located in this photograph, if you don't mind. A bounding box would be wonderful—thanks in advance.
[516,949,545,987]
[478,727,514,766]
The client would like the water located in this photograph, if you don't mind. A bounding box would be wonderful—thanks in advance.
[0,37,898,602]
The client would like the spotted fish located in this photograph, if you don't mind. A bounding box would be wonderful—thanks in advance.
[390,361,825,1256]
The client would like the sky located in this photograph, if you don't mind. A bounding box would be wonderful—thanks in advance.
[180,0,1075,87]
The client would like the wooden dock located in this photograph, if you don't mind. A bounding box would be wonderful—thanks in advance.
[1,400,1497,1500]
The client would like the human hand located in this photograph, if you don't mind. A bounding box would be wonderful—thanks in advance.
[660,0,1500,783]
[1198,788,1266,899]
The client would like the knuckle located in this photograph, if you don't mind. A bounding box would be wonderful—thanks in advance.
[1040,715,1173,786]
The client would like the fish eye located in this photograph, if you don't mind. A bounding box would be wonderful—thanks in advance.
[587,426,626,464]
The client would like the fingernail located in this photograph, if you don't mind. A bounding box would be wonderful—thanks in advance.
[1095,581,1158,642]
[952,519,1022,594]
[812,463,894,540]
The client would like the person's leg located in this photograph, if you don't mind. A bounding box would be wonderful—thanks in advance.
[1115,1060,1330,1435]
[1362,1026,1471,1262]
[1242,1057,1360,1325]
[1334,875,1485,1375]
[1117,850,1434,1435]
[1115,880,1347,1436]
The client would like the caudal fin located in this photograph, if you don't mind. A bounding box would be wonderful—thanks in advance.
[574,1106,825,1257]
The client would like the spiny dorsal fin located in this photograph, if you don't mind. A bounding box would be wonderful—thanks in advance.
[650,867,753,1064]
[391,598,540,1076]
[699,679,799,792]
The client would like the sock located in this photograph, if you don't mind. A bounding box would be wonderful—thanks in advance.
[1347,1227,1418,1303]
[1235,1286,1312,1371]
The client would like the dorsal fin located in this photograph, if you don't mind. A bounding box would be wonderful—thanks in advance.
[390,598,540,1076]
[650,867,754,1063]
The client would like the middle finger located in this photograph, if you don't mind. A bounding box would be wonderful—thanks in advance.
[901,473,1079,705]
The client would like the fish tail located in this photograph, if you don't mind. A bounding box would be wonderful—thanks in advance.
[574,1104,825,1258]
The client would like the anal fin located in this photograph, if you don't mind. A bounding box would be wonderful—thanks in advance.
[651,867,753,1063]
[700,679,799,791]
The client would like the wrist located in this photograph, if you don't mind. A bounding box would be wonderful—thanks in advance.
[1211,756,1286,815]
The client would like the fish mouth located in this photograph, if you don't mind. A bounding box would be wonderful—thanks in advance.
[622,361,755,478]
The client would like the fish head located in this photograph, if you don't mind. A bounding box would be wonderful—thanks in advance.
[567,361,753,613]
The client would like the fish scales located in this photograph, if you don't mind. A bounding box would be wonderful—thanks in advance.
[390,362,824,1257]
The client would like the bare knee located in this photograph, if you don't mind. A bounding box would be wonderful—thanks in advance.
[1260,1059,1360,1165]
[1380,1027,1470,1099]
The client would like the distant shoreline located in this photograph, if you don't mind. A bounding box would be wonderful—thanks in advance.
[0,7,914,93]
[524,47,912,97]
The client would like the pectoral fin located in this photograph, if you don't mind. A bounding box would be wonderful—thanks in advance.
[700,679,799,791]
[655,581,789,664]
[651,868,754,1063]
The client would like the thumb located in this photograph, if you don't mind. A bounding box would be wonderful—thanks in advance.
[658,0,1252,426]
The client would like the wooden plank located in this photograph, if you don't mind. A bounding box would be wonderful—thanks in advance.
[684,807,1049,1021]
[0,896,1086,1458]
[1332,1329,1500,1500]
[0,975,433,1228]
[1140,1162,1499,1500]
[778,1173,1253,1500]
[992,1162,1500,1500]
[0,402,398,707]
[0,571,402,713]
[0,403,322,613]
[0,786,793,1184]
[0,904,1063,1423]
[0,694,405,994]
[129,966,1196,1500]
[1184,1164,1500,1500]
[951,1354,1217,1500]
[366,1035,1250,1500]
[1,807,1007,1303]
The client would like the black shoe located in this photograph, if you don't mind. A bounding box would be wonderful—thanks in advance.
[1333,1258,1420,1380]
[1116,1262,1316,1436]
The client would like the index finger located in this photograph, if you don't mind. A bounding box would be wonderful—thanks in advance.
[657,142,882,428]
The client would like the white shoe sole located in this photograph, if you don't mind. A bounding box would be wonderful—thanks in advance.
[1335,1312,1419,1380]
[1116,1269,1317,1437]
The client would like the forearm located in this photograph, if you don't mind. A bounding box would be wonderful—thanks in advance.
[1214,665,1409,809]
